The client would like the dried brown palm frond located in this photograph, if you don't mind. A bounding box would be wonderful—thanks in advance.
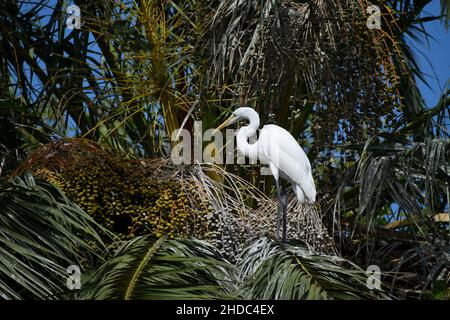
[14,139,334,260]
[187,163,335,258]
[248,197,336,254]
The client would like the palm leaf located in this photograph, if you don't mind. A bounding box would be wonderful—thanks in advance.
[78,235,239,300]
[237,237,391,300]
[0,174,109,299]
[355,136,449,229]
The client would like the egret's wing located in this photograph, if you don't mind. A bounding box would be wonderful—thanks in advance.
[260,125,316,202]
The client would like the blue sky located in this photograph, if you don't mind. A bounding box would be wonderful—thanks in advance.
[414,1,450,107]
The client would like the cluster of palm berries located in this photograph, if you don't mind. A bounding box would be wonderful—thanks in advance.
[32,152,213,241]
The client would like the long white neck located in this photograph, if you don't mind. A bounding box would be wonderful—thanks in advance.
[236,110,260,161]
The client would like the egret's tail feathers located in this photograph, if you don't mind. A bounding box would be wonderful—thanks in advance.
[294,185,305,203]
[295,177,316,203]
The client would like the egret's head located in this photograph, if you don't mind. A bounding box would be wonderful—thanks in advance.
[214,107,256,132]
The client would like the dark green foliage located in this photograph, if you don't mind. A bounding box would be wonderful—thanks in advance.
[0,174,109,299]
[237,237,390,300]
[79,236,239,300]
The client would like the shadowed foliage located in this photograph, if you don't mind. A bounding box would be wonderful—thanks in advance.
[0,174,109,299]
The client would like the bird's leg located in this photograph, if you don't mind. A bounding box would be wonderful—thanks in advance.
[281,190,288,243]
[275,178,283,241]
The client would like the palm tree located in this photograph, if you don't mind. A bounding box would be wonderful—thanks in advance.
[0,0,449,299]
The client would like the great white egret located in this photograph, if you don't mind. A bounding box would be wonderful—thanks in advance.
[215,107,316,242]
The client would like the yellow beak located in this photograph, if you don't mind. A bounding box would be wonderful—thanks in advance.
[212,115,237,134]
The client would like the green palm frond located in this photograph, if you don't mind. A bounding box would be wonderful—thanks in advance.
[78,235,239,300]
[78,235,388,300]
[0,174,109,299]
[237,237,391,300]
[356,136,449,227]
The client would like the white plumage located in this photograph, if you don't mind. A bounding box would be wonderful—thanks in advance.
[255,124,316,203]
[215,107,317,241]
